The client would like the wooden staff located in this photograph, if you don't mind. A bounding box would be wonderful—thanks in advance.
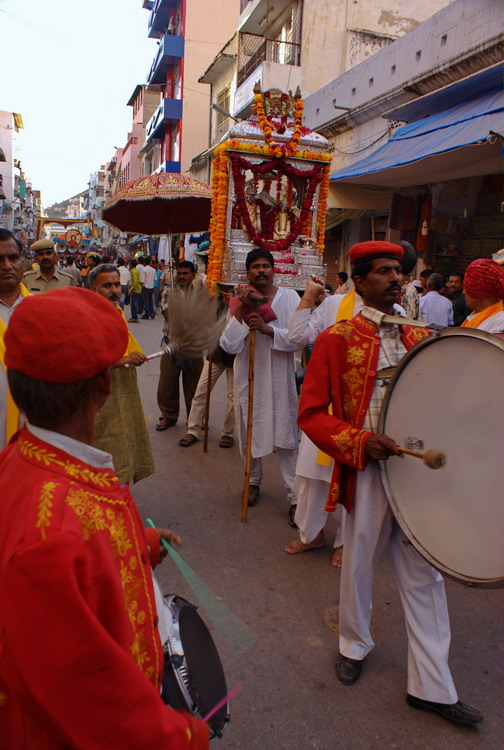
[241,329,256,522]
[202,352,213,453]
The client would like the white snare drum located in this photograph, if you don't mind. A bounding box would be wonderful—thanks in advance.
[379,327,504,588]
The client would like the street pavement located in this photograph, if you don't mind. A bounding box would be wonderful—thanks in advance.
[130,314,503,750]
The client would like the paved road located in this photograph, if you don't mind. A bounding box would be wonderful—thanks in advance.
[130,315,503,750]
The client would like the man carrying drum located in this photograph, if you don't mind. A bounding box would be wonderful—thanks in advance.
[298,241,483,727]
[0,288,209,749]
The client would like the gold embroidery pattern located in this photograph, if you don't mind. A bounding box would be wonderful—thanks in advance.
[0,691,8,706]
[343,394,357,420]
[331,426,367,467]
[329,482,340,504]
[346,346,365,365]
[36,481,57,539]
[18,438,119,489]
[328,321,354,340]
[342,368,362,391]
[66,487,108,541]
[125,504,161,685]
[63,486,155,685]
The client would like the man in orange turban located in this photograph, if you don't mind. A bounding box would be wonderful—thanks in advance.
[462,258,504,333]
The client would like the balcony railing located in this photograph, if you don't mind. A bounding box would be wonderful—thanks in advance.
[145,97,183,144]
[237,33,300,88]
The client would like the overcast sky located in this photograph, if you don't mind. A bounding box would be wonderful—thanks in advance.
[1,0,156,207]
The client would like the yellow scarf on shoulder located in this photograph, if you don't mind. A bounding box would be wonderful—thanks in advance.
[316,289,356,466]
[0,284,31,444]
[118,307,143,356]
[461,300,504,329]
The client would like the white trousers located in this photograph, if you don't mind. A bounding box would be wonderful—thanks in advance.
[339,464,458,703]
[293,476,346,548]
[187,361,234,439]
[250,447,297,499]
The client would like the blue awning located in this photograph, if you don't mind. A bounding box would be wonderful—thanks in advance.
[331,88,503,187]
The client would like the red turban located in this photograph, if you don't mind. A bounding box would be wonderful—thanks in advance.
[349,241,404,264]
[463,258,504,300]
[5,287,128,383]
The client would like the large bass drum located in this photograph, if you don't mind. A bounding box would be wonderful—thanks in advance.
[152,576,229,739]
[379,327,504,588]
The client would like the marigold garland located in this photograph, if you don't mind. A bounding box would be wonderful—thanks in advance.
[316,164,331,253]
[254,92,304,158]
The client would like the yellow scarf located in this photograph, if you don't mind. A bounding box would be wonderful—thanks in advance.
[118,307,143,356]
[316,290,357,466]
[461,300,504,329]
[0,284,31,444]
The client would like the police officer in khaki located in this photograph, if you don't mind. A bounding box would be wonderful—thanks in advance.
[23,239,76,294]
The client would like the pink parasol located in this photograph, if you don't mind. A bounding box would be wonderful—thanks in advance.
[102,172,212,234]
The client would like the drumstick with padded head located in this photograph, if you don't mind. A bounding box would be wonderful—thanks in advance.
[398,447,446,469]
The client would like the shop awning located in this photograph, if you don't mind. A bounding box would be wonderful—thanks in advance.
[331,88,503,189]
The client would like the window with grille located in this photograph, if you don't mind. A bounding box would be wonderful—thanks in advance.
[237,0,302,87]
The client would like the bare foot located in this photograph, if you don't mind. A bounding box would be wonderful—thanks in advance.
[284,531,325,555]
[331,545,343,567]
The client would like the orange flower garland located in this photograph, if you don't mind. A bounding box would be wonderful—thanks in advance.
[206,148,229,294]
[253,92,305,158]
[316,164,331,253]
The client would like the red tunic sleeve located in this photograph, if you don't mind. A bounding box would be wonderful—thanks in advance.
[298,329,371,470]
[1,531,209,750]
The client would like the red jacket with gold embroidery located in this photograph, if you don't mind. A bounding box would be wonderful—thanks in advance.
[298,313,428,513]
[0,428,208,750]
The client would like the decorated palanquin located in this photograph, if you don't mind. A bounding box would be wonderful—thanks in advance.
[206,84,332,293]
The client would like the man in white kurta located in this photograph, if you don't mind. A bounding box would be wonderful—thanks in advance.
[220,250,300,515]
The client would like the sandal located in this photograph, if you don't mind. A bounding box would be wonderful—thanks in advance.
[179,434,198,447]
[219,436,234,448]
[156,418,176,431]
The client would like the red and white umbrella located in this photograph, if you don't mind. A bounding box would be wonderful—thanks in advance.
[103,172,212,235]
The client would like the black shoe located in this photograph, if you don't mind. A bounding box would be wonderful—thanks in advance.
[288,503,298,529]
[241,484,260,506]
[336,656,363,685]
[141,315,150,320]
[406,694,483,726]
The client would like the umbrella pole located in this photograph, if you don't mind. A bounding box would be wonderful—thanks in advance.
[202,352,213,453]
[241,330,256,523]
[168,234,174,292]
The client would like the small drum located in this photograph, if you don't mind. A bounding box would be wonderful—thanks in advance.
[379,327,504,588]
[159,594,229,738]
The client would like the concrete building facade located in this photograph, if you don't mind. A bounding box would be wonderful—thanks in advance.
[141,0,240,176]
[192,0,452,183]
[303,0,503,279]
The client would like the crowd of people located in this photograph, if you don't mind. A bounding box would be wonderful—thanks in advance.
[1,225,503,745]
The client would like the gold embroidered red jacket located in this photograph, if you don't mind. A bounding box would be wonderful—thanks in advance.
[0,428,208,750]
[298,313,428,513]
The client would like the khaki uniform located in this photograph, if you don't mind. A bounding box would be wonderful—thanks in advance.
[23,268,76,294]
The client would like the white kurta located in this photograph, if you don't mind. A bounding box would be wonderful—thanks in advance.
[220,286,300,458]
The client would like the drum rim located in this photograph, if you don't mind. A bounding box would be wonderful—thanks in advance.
[378,327,504,589]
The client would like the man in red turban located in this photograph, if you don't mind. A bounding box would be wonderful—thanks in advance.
[0,288,209,749]
[462,258,504,333]
[298,241,483,726]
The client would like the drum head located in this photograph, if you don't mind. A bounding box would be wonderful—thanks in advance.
[379,328,504,588]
